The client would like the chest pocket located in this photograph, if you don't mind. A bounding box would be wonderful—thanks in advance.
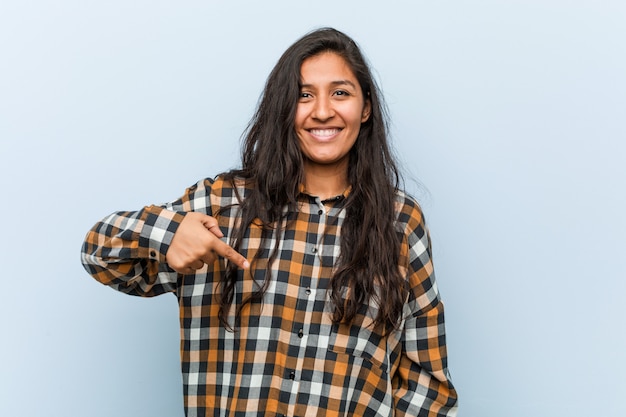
[326,306,390,375]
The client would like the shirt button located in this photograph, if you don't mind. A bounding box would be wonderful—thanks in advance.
[311,247,317,253]
[149,250,157,258]
[298,329,303,338]
[317,209,323,215]
[289,371,295,380]
[305,287,311,295]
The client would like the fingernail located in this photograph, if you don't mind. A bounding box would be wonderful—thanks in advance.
[243,260,250,269]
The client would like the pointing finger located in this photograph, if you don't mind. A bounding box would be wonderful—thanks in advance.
[212,239,250,270]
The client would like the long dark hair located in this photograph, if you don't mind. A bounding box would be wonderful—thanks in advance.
[219,27,406,331]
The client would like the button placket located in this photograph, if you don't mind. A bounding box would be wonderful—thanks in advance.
[281,197,328,408]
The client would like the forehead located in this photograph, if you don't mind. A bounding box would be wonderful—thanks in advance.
[300,52,358,84]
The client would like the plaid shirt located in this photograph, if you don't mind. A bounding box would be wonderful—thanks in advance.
[81,176,458,417]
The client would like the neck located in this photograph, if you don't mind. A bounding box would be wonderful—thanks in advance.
[302,162,349,200]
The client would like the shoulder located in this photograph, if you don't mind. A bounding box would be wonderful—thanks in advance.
[394,190,426,233]
[169,175,252,214]
[206,174,255,209]
[184,175,252,199]
[393,190,432,264]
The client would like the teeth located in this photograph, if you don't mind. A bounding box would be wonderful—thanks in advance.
[310,129,339,137]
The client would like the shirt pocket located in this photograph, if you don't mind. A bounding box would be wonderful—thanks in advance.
[327,314,390,375]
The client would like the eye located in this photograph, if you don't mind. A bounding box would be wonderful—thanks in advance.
[299,92,312,100]
[333,90,351,97]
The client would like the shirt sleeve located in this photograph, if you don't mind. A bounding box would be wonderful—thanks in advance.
[80,179,213,297]
[392,199,459,416]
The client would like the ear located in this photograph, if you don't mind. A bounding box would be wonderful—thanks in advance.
[361,97,372,123]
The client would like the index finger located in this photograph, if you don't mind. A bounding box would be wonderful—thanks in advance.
[212,239,250,270]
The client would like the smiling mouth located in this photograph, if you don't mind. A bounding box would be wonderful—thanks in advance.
[309,128,341,138]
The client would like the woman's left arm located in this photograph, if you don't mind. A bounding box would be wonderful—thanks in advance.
[393,299,459,416]
[392,196,459,416]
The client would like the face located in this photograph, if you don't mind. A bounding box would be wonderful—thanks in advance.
[295,52,371,176]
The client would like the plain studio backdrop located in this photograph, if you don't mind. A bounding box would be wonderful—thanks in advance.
[1,1,624,416]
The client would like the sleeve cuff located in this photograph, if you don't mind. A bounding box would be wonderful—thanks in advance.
[138,205,186,263]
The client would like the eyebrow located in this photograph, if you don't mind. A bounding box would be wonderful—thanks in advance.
[300,80,358,89]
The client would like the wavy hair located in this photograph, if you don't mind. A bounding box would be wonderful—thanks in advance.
[219,28,406,332]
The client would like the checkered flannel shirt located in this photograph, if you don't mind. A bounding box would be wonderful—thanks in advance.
[81,176,458,417]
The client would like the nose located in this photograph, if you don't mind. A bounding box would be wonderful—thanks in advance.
[312,96,335,121]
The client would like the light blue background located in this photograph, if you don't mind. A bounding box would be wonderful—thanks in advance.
[1,1,624,416]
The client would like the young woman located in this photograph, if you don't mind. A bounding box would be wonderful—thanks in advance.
[82,27,458,417]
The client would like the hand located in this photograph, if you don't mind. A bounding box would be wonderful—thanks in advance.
[165,212,249,274]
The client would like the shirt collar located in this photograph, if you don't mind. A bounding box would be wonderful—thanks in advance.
[298,184,352,202]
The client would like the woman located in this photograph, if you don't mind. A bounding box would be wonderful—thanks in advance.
[82,27,458,417]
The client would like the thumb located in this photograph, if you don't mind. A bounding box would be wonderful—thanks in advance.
[199,213,224,238]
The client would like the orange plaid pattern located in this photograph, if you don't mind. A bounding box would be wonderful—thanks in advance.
[81,176,458,416]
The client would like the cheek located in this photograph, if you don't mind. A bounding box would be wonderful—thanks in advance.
[341,103,367,126]
[294,105,307,129]
[349,110,367,129]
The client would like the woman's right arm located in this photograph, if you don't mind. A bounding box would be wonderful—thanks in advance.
[80,178,249,297]
[80,204,187,297]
